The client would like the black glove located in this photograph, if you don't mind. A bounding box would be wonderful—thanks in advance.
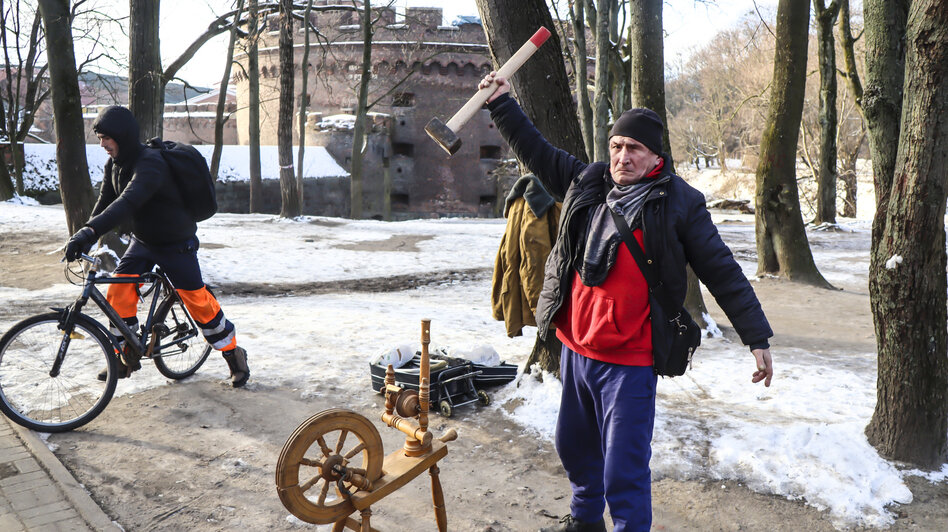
[65,226,97,261]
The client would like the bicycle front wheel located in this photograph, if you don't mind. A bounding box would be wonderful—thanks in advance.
[151,296,212,380]
[0,312,117,432]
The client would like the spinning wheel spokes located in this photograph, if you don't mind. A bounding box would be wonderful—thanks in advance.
[275,409,384,525]
[335,429,348,453]
[345,442,366,459]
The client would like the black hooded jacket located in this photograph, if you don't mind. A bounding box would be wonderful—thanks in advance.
[87,106,196,245]
[487,94,772,366]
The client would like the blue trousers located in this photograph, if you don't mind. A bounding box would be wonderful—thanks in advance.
[114,235,205,290]
[555,346,657,532]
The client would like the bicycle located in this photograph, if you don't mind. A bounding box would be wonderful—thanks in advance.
[0,254,213,432]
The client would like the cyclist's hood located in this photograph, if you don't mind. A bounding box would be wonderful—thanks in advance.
[92,105,144,166]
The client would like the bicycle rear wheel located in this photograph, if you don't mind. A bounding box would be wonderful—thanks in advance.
[0,312,117,432]
[151,295,212,380]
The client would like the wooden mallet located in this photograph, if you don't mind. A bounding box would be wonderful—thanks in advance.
[424,26,552,156]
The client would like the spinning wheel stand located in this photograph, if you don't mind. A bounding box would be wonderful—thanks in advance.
[276,319,458,531]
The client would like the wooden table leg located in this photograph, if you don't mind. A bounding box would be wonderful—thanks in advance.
[360,508,372,532]
[429,465,448,532]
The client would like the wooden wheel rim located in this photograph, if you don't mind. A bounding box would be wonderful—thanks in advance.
[275,409,383,524]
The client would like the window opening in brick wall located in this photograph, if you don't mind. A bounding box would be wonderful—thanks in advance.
[480,145,502,159]
[391,193,409,207]
[393,143,414,157]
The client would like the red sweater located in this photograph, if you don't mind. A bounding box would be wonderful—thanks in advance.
[554,162,665,367]
[555,230,653,366]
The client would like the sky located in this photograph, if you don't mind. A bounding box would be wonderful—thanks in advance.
[76,0,778,88]
[4,145,947,528]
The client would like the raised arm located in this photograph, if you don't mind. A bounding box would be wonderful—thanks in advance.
[480,72,586,200]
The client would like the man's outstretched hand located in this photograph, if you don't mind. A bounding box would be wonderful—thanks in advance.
[751,348,773,387]
[64,226,96,262]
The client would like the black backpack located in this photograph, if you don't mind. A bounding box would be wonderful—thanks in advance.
[146,138,218,222]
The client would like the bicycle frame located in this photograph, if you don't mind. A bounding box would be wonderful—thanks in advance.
[53,255,200,375]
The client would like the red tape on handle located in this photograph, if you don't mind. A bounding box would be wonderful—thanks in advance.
[529,26,552,48]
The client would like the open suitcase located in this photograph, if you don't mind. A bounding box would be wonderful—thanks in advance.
[369,354,518,417]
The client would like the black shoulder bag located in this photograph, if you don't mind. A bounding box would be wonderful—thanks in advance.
[609,208,701,377]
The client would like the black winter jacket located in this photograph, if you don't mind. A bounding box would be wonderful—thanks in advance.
[487,94,772,365]
[87,106,196,245]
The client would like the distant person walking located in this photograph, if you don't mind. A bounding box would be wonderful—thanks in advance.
[479,72,774,532]
[64,105,250,387]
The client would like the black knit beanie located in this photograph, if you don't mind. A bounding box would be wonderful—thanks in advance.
[608,108,664,155]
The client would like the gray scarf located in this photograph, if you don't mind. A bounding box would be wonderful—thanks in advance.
[579,174,670,285]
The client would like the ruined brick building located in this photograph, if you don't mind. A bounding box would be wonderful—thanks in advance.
[232,4,511,219]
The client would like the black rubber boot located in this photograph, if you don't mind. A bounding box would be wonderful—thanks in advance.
[222,346,250,388]
[539,515,607,532]
[97,359,132,381]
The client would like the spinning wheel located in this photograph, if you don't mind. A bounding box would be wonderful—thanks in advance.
[276,320,458,532]
[275,409,384,524]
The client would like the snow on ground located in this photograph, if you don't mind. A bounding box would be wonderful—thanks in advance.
[0,183,943,529]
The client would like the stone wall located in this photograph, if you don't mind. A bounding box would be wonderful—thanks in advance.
[215,177,350,218]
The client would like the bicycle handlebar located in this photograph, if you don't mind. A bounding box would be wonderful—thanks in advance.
[78,253,101,271]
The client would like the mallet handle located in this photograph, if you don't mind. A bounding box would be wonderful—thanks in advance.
[444,27,551,132]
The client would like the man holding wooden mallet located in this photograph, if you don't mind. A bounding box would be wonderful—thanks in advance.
[475,70,774,532]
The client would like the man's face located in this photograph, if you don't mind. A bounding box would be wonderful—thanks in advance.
[97,134,118,159]
[609,136,661,186]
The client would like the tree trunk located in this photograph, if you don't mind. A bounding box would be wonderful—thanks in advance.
[628,0,666,155]
[865,0,947,468]
[0,166,12,201]
[476,0,587,375]
[591,0,613,161]
[754,0,832,288]
[839,130,865,218]
[571,0,594,162]
[812,0,840,225]
[248,0,263,213]
[837,0,867,220]
[349,0,372,219]
[837,0,865,121]
[37,0,95,233]
[129,0,162,141]
[527,331,562,379]
[864,0,908,460]
[277,0,300,218]
[296,0,314,214]
[211,0,245,180]
[863,1,908,212]
[11,147,25,196]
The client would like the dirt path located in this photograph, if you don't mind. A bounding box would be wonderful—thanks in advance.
[3,228,946,531]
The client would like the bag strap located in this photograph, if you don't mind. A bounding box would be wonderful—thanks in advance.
[609,208,682,321]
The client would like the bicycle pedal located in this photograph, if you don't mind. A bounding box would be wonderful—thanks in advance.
[120,350,143,371]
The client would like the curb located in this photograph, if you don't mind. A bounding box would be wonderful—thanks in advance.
[6,418,119,531]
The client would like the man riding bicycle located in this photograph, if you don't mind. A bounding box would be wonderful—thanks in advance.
[64,105,250,388]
